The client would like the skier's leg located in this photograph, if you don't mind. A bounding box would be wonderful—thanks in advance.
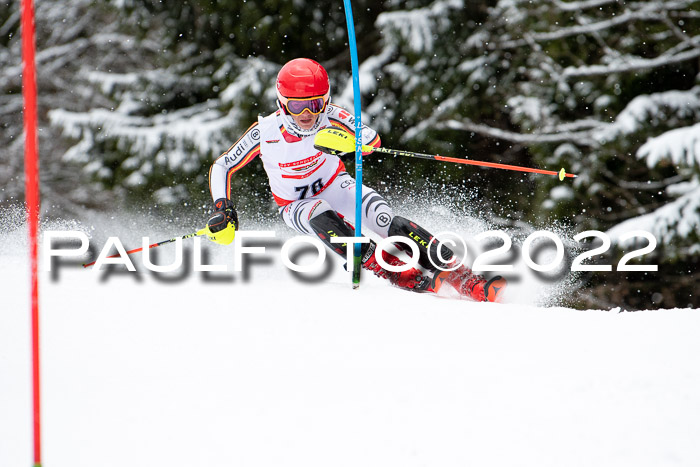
[327,178,455,272]
[314,173,458,292]
[306,210,428,290]
[280,198,334,235]
[297,173,505,299]
[279,198,365,265]
[387,216,454,271]
[306,208,367,258]
[386,216,506,302]
[280,196,425,290]
[327,173,394,237]
[313,174,430,288]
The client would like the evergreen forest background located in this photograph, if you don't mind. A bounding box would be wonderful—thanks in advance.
[1,0,698,309]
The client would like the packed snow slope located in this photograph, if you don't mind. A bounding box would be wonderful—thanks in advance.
[1,212,699,467]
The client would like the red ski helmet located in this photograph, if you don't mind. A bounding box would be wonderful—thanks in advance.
[276,58,330,114]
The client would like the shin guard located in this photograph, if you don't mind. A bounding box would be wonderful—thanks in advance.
[309,210,372,259]
[388,216,454,272]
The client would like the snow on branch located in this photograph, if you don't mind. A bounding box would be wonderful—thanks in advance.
[607,180,700,246]
[1,39,91,80]
[400,92,466,142]
[0,8,19,38]
[595,86,700,142]
[337,45,397,111]
[562,47,700,79]
[500,9,668,49]
[638,123,700,169]
[553,0,617,12]
[436,118,596,145]
[220,56,278,103]
[376,0,463,53]
[617,174,690,191]
[402,89,601,145]
[49,102,237,177]
[84,71,140,95]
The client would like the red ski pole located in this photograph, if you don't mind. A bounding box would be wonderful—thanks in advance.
[82,229,207,268]
[381,147,576,180]
[315,128,577,180]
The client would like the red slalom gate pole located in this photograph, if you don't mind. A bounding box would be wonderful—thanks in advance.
[21,0,42,465]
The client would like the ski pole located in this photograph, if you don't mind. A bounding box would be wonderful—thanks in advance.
[314,128,577,180]
[82,228,208,268]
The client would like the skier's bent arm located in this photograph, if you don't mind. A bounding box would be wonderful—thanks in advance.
[205,122,261,243]
[209,122,261,200]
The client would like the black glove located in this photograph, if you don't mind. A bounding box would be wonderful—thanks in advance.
[207,198,238,233]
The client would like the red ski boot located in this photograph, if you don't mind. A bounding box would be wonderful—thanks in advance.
[362,245,430,291]
[436,263,507,302]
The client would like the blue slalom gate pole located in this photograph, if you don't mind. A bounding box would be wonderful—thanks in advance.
[342,0,363,289]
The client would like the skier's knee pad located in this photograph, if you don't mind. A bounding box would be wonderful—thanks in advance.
[388,216,454,271]
[309,210,354,237]
[361,190,394,236]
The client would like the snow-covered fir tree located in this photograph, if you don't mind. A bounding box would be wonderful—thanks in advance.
[359,0,699,308]
[2,0,697,308]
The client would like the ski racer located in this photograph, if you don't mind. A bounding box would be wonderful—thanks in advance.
[205,57,506,302]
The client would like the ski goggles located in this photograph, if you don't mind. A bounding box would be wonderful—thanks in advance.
[281,96,327,116]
